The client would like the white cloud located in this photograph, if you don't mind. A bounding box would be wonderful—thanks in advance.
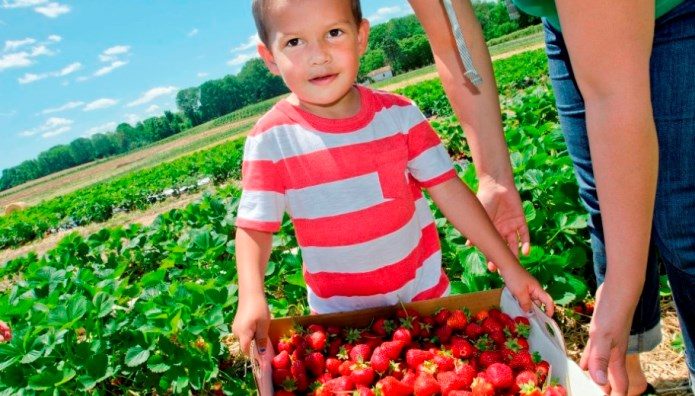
[94,60,128,76]
[34,2,70,18]
[367,5,413,24]
[4,37,36,52]
[127,86,177,107]
[85,121,117,136]
[30,44,53,56]
[17,61,81,84]
[145,104,160,113]
[18,72,45,84]
[197,72,208,78]
[188,28,198,37]
[47,34,61,42]
[99,45,130,62]
[0,52,32,71]
[40,100,84,114]
[19,116,73,138]
[1,0,48,8]
[231,34,259,52]
[124,113,142,125]
[57,61,81,76]
[227,52,256,67]
[84,98,118,111]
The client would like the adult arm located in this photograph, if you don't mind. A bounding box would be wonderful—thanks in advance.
[554,1,658,393]
[409,0,530,256]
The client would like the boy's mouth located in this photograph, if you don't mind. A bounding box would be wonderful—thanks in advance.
[309,73,338,85]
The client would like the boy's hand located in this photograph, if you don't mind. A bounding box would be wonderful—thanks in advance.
[500,264,555,317]
[232,294,271,356]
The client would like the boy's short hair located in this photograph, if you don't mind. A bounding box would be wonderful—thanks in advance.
[252,0,363,47]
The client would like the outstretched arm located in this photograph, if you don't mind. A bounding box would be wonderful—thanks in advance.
[409,0,530,256]
[554,0,657,393]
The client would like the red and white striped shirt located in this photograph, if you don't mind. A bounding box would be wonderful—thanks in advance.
[236,86,457,314]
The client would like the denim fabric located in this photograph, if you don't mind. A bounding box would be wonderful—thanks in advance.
[542,0,695,373]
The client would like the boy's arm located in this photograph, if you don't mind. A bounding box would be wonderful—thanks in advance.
[427,177,554,315]
[232,227,273,356]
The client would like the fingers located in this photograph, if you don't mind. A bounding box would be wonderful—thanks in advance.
[255,317,271,355]
[515,288,533,313]
[581,333,611,387]
[487,261,499,272]
[236,328,255,356]
[505,231,519,258]
[518,223,531,256]
[607,347,629,395]
[534,288,554,317]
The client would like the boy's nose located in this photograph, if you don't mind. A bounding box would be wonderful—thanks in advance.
[309,42,331,65]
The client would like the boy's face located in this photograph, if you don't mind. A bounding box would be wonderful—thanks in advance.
[258,0,369,111]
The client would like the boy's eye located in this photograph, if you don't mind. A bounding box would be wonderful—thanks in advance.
[286,38,300,47]
[328,29,343,37]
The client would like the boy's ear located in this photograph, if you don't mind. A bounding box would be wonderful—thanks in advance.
[258,43,280,76]
[357,19,370,57]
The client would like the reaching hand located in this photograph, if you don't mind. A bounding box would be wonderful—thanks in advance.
[469,177,530,271]
[580,285,631,395]
[500,264,554,317]
[231,295,271,356]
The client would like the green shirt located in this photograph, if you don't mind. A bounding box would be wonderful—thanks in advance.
[512,0,684,30]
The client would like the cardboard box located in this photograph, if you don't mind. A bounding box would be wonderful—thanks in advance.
[252,288,603,395]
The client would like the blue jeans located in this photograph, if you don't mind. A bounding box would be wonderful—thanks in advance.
[543,0,695,381]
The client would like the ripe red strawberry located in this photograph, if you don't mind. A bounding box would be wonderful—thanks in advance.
[275,390,296,396]
[450,336,476,359]
[307,324,325,333]
[327,325,341,336]
[316,376,354,395]
[307,330,327,351]
[277,336,293,353]
[354,385,376,396]
[485,363,513,389]
[454,363,477,389]
[326,357,342,377]
[464,322,484,340]
[448,391,473,396]
[447,309,468,330]
[350,343,372,363]
[435,324,453,343]
[415,360,438,376]
[516,337,530,350]
[380,340,406,360]
[370,346,391,373]
[372,318,395,337]
[470,377,494,396]
[535,360,550,384]
[305,351,326,377]
[272,368,291,387]
[406,349,434,370]
[396,307,419,320]
[488,308,505,321]
[328,337,343,356]
[584,300,595,315]
[401,371,417,388]
[420,317,435,338]
[515,370,538,388]
[519,383,543,396]
[475,309,489,322]
[434,308,451,325]
[544,384,567,396]
[488,329,507,347]
[317,372,333,384]
[392,327,413,346]
[433,350,455,372]
[413,372,441,396]
[377,376,413,396]
[350,362,376,387]
[290,359,309,391]
[509,350,535,371]
[388,361,405,380]
[272,350,291,370]
[478,350,502,368]
[437,370,471,394]
[481,317,504,335]
[339,360,353,377]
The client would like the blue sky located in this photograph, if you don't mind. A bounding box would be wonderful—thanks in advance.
[0,0,414,172]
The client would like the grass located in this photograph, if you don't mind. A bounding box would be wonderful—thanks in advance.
[488,31,545,57]
[371,64,437,89]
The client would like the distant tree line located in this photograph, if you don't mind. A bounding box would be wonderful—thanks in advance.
[1,1,538,192]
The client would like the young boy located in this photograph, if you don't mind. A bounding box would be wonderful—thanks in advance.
[233,0,553,355]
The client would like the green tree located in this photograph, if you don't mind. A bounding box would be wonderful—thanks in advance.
[359,49,386,80]
[91,133,118,159]
[397,34,434,72]
[176,87,201,126]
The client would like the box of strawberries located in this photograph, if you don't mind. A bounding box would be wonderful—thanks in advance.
[252,288,603,395]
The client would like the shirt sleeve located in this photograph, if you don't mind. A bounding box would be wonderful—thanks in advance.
[235,130,286,232]
[404,104,457,188]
